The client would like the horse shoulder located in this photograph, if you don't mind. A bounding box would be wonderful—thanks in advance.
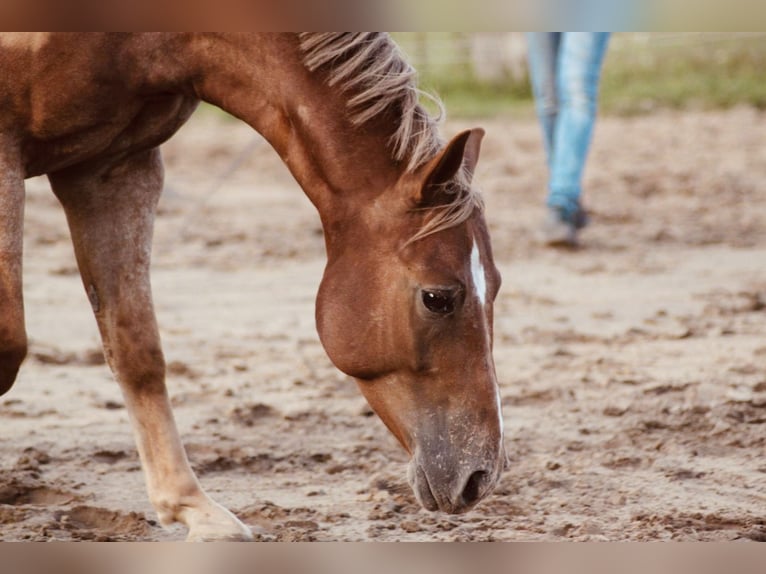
[0,34,197,176]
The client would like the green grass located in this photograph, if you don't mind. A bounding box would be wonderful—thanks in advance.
[393,32,533,119]
[396,33,766,118]
[418,75,533,120]
[599,34,766,114]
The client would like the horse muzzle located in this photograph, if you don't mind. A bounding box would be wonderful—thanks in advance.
[407,449,504,514]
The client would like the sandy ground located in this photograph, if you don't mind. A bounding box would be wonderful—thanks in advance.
[2,107,765,541]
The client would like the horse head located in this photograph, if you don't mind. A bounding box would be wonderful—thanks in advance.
[316,128,505,513]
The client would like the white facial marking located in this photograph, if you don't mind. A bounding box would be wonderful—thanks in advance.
[470,238,487,306]
[296,104,312,123]
[0,33,50,52]
[471,236,502,436]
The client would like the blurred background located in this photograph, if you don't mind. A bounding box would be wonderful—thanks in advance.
[393,32,766,117]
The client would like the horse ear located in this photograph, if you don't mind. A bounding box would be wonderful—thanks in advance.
[417,128,485,207]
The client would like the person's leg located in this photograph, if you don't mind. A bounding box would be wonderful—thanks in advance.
[547,32,610,220]
[526,33,561,167]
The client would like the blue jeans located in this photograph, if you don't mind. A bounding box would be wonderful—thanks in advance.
[526,33,610,218]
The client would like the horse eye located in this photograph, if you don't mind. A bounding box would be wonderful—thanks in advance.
[422,290,455,315]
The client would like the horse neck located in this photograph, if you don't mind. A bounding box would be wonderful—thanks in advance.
[183,34,407,225]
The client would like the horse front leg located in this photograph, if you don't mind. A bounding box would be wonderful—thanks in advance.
[49,150,253,541]
[0,158,27,396]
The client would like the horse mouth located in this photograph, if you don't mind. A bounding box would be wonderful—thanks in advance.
[407,457,500,514]
[408,462,439,512]
[408,462,488,514]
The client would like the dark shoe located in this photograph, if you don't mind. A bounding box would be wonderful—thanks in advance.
[540,205,588,247]
[570,205,589,230]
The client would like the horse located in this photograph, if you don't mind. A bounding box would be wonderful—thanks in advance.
[0,33,505,541]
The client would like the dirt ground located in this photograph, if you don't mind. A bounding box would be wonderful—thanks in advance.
[2,106,765,541]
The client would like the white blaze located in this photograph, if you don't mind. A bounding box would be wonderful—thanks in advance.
[470,238,487,306]
[471,236,503,437]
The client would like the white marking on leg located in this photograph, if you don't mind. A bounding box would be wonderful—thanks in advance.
[470,238,487,306]
[496,386,504,436]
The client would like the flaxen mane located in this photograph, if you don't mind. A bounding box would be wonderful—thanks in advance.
[298,33,483,243]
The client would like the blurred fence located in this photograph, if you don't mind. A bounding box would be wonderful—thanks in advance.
[394,33,528,82]
[395,32,766,81]
[393,33,766,115]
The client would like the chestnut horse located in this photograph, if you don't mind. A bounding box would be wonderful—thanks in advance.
[0,33,505,540]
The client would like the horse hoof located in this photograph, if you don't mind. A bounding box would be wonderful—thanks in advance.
[184,508,255,542]
[186,525,255,542]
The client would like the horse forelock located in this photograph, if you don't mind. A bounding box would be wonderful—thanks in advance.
[298,33,483,244]
[406,173,485,245]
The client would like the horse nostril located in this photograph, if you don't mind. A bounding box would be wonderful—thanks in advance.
[461,470,488,506]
